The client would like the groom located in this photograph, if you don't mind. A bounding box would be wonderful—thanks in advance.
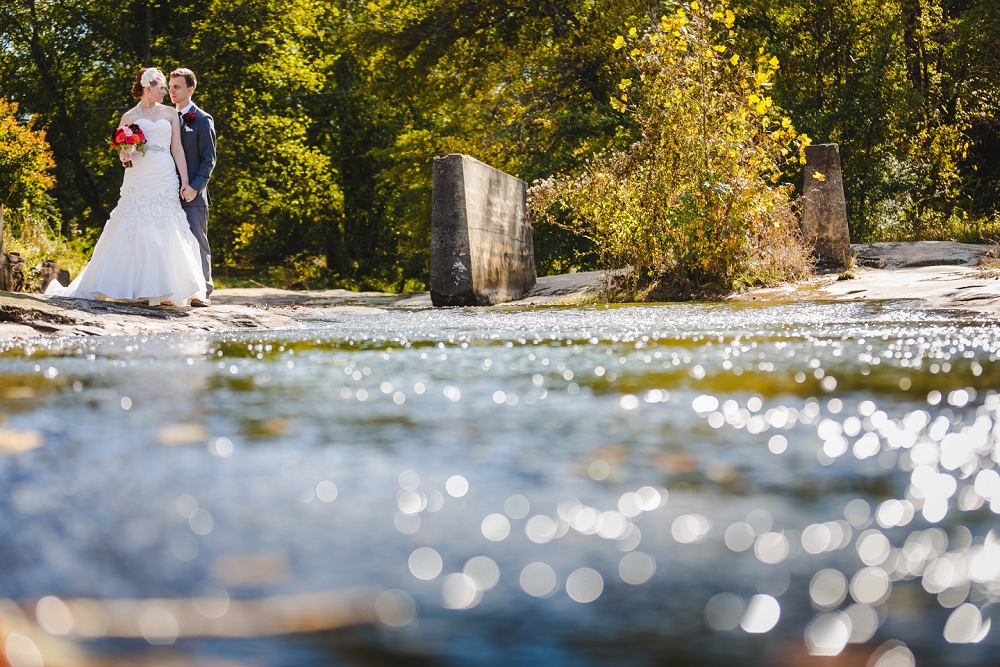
[169,67,216,307]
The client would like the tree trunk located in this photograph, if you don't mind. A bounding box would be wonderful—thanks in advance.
[0,202,26,293]
[902,0,924,98]
[324,216,346,276]
[0,201,6,291]
[144,2,152,65]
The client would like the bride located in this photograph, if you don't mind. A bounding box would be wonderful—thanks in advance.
[47,67,207,307]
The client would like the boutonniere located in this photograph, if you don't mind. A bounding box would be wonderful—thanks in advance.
[182,111,196,127]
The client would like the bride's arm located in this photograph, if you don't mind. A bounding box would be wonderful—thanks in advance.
[117,111,134,165]
[169,114,190,189]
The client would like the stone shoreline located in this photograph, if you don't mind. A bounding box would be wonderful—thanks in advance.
[1,241,997,341]
[730,241,1000,314]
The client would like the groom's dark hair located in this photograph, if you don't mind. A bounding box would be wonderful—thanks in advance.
[170,68,197,90]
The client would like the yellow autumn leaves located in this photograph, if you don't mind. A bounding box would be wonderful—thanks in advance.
[749,94,772,115]
[608,0,806,174]
[610,77,633,112]
[534,0,813,299]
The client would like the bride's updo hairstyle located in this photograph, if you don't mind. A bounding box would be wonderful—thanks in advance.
[130,67,166,100]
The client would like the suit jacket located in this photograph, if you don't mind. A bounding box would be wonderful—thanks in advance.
[179,103,216,208]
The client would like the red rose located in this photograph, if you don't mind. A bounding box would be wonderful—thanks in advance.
[115,129,126,144]
[182,111,196,126]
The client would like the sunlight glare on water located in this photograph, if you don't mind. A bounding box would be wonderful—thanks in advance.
[0,301,998,665]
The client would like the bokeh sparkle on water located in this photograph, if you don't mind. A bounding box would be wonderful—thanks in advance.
[0,301,998,666]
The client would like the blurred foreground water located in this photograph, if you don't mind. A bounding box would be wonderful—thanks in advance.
[0,300,998,667]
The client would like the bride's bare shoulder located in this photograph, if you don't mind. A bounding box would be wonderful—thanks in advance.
[158,105,179,124]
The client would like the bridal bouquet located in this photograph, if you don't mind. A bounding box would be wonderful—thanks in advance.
[109,124,147,168]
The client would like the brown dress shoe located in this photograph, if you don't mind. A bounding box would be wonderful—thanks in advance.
[191,298,211,307]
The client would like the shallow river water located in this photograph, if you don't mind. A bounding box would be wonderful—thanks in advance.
[1,300,999,666]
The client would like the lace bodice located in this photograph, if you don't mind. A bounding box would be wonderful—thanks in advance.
[114,117,182,242]
[134,117,172,149]
[122,118,177,192]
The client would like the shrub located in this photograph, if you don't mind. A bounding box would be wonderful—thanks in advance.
[0,98,55,217]
[0,98,84,291]
[529,0,812,299]
[2,200,94,287]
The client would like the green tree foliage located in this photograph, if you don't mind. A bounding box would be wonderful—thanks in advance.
[0,98,55,219]
[737,0,1000,241]
[0,1,125,231]
[531,1,812,298]
[187,0,342,269]
[317,0,643,283]
[952,0,1000,220]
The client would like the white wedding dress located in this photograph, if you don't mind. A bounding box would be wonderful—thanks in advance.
[46,118,207,306]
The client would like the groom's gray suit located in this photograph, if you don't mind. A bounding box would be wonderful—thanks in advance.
[179,103,216,298]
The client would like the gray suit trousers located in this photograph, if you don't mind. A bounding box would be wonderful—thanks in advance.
[183,205,213,298]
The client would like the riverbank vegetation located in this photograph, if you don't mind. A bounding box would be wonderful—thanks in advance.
[530,2,813,298]
[1,0,998,294]
[0,98,88,290]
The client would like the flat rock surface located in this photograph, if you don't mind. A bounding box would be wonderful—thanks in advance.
[524,271,608,298]
[852,240,993,269]
[735,242,1000,314]
[1,241,997,342]
[209,288,400,307]
[392,271,609,308]
[733,264,1000,312]
[0,292,304,341]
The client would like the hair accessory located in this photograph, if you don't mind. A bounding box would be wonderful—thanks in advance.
[140,68,163,88]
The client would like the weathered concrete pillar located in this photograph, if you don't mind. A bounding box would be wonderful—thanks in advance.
[801,144,851,266]
[430,154,536,306]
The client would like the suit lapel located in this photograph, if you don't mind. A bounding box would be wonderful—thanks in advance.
[181,104,200,131]
[181,104,197,147]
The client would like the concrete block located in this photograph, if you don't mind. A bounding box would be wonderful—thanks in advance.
[430,154,535,306]
[802,144,851,266]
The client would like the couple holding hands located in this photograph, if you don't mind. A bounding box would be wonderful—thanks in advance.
[48,67,216,308]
